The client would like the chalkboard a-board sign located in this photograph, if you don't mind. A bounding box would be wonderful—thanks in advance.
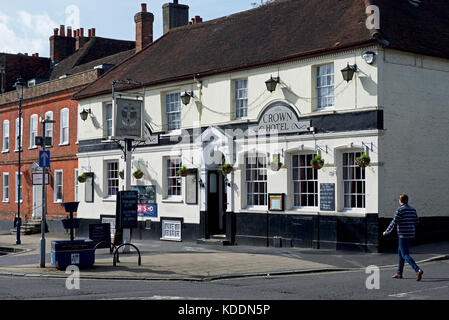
[116,191,138,229]
[89,223,111,249]
[320,183,335,211]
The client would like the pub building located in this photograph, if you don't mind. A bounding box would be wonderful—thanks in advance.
[73,0,449,252]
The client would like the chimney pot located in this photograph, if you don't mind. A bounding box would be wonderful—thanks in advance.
[67,26,72,37]
[60,25,65,36]
[91,28,96,37]
[88,29,92,37]
[80,28,84,37]
[135,4,154,53]
[54,28,59,36]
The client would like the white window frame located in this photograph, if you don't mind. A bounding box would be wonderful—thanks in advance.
[15,172,22,203]
[165,157,182,199]
[2,120,9,152]
[165,92,181,132]
[44,111,53,146]
[74,168,79,202]
[291,153,319,209]
[234,79,248,119]
[316,63,335,110]
[342,151,366,210]
[105,102,113,139]
[105,161,119,198]
[245,155,268,209]
[15,118,23,151]
[161,219,182,241]
[54,170,63,203]
[29,114,38,149]
[2,173,9,203]
[60,108,69,145]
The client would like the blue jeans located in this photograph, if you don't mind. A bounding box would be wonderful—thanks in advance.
[397,237,420,275]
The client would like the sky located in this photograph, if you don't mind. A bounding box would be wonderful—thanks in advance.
[0,0,261,57]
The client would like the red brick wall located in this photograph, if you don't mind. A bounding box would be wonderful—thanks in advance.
[0,91,80,221]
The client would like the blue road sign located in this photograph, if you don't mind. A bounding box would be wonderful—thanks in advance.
[39,151,50,168]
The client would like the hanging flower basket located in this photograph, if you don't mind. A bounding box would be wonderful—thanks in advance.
[356,153,371,168]
[177,166,189,177]
[310,154,324,170]
[133,168,144,179]
[270,156,282,171]
[77,173,87,183]
[220,163,233,175]
[119,170,124,180]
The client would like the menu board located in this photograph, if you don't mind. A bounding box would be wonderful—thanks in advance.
[320,183,335,211]
[116,191,138,229]
[89,223,111,249]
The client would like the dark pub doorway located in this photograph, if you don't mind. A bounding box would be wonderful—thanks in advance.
[207,170,227,236]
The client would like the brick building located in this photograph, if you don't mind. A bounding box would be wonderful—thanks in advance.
[0,24,135,231]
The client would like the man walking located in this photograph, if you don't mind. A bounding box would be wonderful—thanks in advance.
[383,194,424,281]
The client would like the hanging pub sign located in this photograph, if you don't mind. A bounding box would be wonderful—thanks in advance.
[113,98,144,140]
[249,102,311,136]
[116,190,138,229]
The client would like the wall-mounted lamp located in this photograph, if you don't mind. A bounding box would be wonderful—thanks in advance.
[265,76,280,93]
[362,51,376,65]
[198,178,205,188]
[181,91,194,105]
[341,64,358,82]
[80,108,92,121]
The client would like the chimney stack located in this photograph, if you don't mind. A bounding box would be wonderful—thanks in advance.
[134,3,154,53]
[75,27,91,51]
[189,15,203,25]
[162,1,189,34]
[50,25,76,63]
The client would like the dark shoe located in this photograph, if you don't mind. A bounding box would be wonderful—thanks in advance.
[417,270,424,281]
[392,274,403,279]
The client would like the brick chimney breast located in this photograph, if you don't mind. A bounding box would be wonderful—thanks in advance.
[75,27,90,51]
[162,1,189,34]
[135,3,154,53]
[50,26,76,63]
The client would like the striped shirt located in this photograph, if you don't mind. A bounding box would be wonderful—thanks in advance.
[385,204,419,239]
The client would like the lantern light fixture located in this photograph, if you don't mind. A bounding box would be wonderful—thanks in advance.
[80,108,92,121]
[265,76,280,93]
[181,91,194,105]
[341,63,358,82]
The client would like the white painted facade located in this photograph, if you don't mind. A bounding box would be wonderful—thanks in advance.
[75,45,448,229]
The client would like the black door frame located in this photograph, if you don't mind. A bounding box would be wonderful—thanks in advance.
[207,170,227,236]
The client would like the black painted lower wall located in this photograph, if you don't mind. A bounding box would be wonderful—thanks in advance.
[233,213,449,253]
[1,214,448,253]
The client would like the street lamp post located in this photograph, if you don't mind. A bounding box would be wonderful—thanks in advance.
[14,77,26,245]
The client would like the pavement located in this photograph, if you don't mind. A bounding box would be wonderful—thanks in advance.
[0,232,448,281]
